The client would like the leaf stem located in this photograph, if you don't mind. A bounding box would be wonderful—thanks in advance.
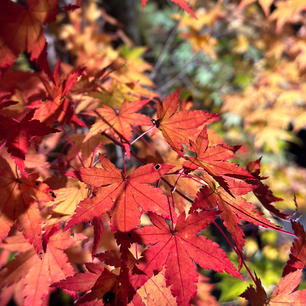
[123,150,127,177]
[171,168,184,193]
[183,173,206,186]
[167,196,174,231]
[162,178,193,204]
[271,227,296,237]
[212,220,256,284]
[133,126,158,155]
[130,125,156,146]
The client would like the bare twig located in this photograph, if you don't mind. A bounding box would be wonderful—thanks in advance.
[150,22,179,80]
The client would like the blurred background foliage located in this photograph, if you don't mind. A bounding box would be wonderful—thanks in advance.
[9,0,306,304]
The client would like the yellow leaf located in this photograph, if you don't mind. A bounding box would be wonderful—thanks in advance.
[51,179,87,216]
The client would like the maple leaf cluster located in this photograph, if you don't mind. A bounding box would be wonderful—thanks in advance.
[171,0,306,215]
[0,1,306,306]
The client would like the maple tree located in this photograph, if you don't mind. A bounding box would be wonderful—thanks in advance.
[0,1,306,306]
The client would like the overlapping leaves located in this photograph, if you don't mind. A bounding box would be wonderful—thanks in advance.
[0,2,304,306]
[66,155,173,232]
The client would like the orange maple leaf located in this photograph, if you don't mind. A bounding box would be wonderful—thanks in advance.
[183,128,253,180]
[66,155,173,232]
[154,90,219,153]
[84,99,152,143]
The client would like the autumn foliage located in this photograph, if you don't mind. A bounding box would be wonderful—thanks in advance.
[0,1,305,306]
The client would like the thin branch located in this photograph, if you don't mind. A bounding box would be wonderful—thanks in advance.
[150,22,179,80]
[162,177,194,204]
[158,52,200,94]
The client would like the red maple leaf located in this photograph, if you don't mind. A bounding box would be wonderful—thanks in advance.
[66,155,173,232]
[240,272,267,306]
[53,262,103,291]
[183,128,254,186]
[154,90,219,153]
[27,61,85,127]
[191,185,281,259]
[240,269,306,306]
[283,221,306,275]
[0,154,53,253]
[246,158,289,219]
[0,0,59,75]
[0,228,85,306]
[0,111,57,175]
[54,245,139,306]
[131,210,241,306]
[52,262,105,305]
